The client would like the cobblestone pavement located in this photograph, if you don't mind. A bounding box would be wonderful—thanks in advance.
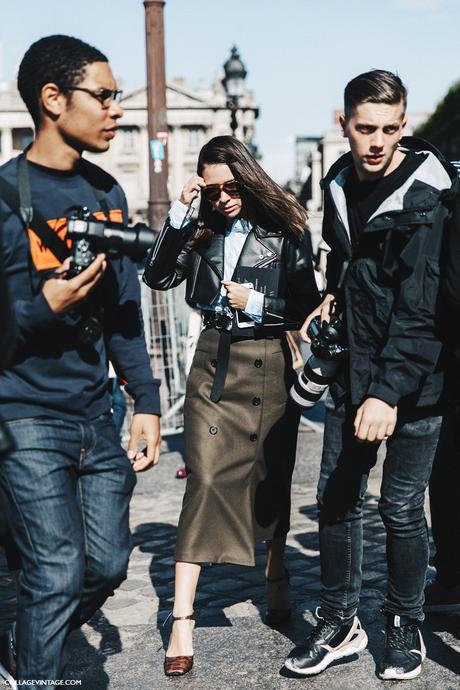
[2,424,460,689]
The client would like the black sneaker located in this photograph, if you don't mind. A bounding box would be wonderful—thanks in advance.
[0,623,17,689]
[378,615,426,680]
[284,611,368,676]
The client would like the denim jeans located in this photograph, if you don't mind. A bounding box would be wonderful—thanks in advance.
[429,401,460,587]
[317,399,442,623]
[0,414,136,685]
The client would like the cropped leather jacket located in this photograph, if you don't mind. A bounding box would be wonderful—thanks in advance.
[143,218,320,333]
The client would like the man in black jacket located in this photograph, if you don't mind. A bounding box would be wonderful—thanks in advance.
[285,70,458,681]
[0,35,161,685]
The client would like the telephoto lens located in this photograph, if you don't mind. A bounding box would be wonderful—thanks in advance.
[290,355,339,408]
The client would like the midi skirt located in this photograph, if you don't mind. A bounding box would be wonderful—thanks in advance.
[175,328,301,566]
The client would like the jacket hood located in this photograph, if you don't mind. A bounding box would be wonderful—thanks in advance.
[321,136,458,236]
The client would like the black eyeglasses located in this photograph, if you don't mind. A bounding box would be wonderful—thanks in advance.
[201,180,241,202]
[61,86,123,107]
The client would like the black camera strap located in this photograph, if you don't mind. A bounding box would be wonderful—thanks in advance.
[0,154,69,264]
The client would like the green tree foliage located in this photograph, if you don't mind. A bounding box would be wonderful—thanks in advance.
[415,80,460,160]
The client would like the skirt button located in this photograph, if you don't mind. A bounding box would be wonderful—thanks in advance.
[250,433,258,442]
[209,426,218,435]
[254,359,263,368]
[252,397,261,406]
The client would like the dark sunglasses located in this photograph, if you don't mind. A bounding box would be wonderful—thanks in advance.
[201,180,241,202]
[61,86,123,107]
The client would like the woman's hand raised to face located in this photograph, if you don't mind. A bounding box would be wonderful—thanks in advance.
[180,175,206,207]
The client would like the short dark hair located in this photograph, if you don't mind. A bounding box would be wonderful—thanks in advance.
[344,69,407,118]
[18,35,108,128]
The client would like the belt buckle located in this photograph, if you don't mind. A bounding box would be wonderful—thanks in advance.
[215,312,233,332]
[207,309,232,332]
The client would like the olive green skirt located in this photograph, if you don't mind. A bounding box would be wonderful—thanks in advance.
[175,328,300,566]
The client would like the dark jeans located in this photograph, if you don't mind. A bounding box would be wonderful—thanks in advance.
[0,414,136,684]
[429,401,460,586]
[317,399,442,623]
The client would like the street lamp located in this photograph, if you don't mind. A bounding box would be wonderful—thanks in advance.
[222,46,247,137]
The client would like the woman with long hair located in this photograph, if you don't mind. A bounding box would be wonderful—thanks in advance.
[144,135,320,676]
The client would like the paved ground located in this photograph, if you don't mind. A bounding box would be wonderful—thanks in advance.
[2,421,459,689]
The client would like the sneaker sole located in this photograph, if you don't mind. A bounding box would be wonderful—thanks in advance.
[284,629,368,676]
[379,664,422,681]
[0,661,16,690]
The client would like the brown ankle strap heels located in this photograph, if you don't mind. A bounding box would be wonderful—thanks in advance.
[164,612,195,677]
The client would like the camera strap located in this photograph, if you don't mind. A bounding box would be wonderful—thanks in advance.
[0,154,69,264]
[78,158,111,217]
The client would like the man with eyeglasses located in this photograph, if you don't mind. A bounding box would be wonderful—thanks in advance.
[0,35,161,685]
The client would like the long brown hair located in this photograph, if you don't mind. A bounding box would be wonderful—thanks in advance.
[190,136,307,248]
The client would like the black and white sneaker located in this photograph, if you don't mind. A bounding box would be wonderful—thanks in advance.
[284,610,368,676]
[378,615,426,680]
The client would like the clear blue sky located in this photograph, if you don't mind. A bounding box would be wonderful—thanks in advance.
[1,0,459,182]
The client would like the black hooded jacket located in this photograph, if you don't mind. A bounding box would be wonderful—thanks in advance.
[322,136,458,410]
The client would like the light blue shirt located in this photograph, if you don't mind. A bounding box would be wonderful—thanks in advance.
[168,200,264,322]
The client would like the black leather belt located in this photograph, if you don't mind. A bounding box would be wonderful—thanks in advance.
[210,330,232,403]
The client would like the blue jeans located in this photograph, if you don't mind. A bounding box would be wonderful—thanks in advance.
[0,414,136,684]
[317,399,442,623]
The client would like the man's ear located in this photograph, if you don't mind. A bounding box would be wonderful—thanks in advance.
[40,83,67,119]
[339,113,347,137]
[400,118,407,139]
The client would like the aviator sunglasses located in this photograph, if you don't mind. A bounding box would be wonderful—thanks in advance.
[201,180,241,202]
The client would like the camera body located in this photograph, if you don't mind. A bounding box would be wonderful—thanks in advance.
[308,314,348,362]
[65,208,155,344]
[290,314,348,409]
[67,207,155,276]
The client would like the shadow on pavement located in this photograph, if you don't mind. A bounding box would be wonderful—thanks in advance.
[66,610,120,688]
[132,520,318,651]
[423,614,460,675]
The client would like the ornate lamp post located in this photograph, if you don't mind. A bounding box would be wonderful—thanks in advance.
[222,46,247,137]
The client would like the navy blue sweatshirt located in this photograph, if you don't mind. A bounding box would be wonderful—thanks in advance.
[0,156,160,421]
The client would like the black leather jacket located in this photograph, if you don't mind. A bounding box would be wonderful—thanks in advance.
[143,218,320,334]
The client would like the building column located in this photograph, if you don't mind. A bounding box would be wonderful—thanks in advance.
[0,128,13,160]
[311,149,322,212]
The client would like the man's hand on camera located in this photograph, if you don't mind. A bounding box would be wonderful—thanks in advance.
[180,175,205,207]
[300,293,335,343]
[42,254,107,315]
[354,397,397,443]
[127,413,161,472]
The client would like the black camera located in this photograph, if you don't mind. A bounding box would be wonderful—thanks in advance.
[67,207,155,276]
[290,313,348,409]
[308,314,348,362]
[64,208,155,344]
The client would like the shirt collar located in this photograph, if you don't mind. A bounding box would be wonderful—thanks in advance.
[225,217,252,236]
